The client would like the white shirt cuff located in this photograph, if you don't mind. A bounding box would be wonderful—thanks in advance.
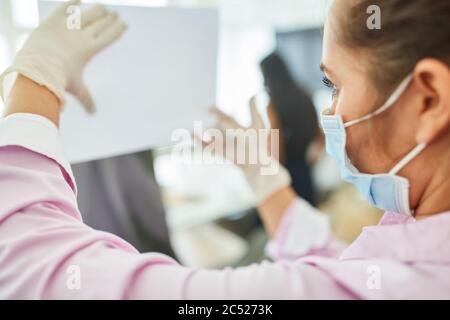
[0,113,76,194]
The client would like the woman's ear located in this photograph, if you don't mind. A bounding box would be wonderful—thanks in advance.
[414,58,450,144]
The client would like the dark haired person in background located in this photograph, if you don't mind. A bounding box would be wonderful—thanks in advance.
[260,52,319,205]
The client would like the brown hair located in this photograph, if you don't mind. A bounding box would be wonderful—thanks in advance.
[335,0,450,95]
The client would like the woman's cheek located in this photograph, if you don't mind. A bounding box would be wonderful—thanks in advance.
[345,126,357,159]
[345,125,369,169]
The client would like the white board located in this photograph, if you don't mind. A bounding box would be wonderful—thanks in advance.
[39,2,218,163]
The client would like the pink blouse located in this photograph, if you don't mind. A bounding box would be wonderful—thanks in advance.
[0,113,449,299]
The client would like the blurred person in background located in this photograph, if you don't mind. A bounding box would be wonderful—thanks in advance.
[260,52,320,206]
[72,151,176,257]
[0,0,449,299]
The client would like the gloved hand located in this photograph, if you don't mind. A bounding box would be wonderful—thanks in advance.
[0,0,127,113]
[205,98,291,205]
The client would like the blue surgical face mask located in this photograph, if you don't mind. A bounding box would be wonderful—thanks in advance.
[320,74,426,215]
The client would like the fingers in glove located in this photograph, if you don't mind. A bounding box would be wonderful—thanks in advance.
[81,4,108,28]
[210,107,241,129]
[76,84,96,114]
[193,132,209,147]
[193,131,228,159]
[210,107,233,122]
[93,19,128,50]
[249,96,265,128]
[86,11,118,37]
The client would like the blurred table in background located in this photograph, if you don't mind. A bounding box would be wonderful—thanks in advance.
[154,149,383,268]
[154,150,256,268]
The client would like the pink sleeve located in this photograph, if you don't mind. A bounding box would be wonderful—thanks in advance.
[266,198,348,261]
[0,145,353,299]
[0,113,356,299]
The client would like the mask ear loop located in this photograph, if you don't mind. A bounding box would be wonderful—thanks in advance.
[389,142,427,217]
[389,143,427,175]
[343,74,414,128]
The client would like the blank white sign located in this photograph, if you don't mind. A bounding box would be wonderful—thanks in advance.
[39,2,218,163]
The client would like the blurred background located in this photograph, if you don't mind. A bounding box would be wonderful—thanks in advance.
[0,0,383,268]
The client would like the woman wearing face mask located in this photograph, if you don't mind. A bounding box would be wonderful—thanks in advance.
[0,0,449,299]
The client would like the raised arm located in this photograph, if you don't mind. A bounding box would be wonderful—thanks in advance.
[208,101,346,259]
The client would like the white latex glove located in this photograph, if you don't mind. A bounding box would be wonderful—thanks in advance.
[0,0,127,113]
[204,98,291,205]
